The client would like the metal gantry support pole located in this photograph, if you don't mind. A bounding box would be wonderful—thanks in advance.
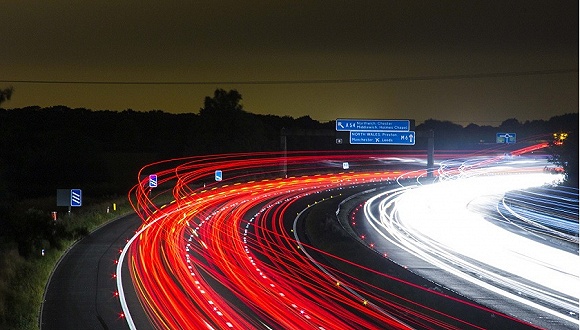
[281,128,287,178]
[417,129,435,178]
[427,130,435,178]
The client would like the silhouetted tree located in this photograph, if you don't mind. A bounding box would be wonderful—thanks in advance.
[499,118,521,132]
[198,89,269,153]
[200,89,244,116]
[0,86,14,105]
[549,128,579,187]
[416,119,464,148]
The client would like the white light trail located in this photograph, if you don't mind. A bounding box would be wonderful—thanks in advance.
[364,159,579,326]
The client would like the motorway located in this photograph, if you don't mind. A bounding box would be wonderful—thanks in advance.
[42,149,579,329]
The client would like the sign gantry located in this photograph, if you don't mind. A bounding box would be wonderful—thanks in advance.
[336,118,415,146]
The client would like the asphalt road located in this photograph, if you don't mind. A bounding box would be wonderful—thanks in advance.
[40,212,149,330]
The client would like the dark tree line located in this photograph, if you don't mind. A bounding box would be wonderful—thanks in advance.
[0,89,577,199]
[414,116,578,149]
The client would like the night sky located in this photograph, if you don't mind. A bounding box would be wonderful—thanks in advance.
[1,1,578,125]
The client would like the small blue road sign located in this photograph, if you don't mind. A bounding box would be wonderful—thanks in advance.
[215,170,223,181]
[70,189,82,207]
[336,119,410,132]
[149,174,158,188]
[350,131,416,145]
[496,133,517,144]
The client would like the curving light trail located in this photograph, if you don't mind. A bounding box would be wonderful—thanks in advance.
[362,148,579,328]
[116,149,554,329]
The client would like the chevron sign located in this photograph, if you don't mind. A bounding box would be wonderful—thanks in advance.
[149,174,158,188]
[70,189,82,207]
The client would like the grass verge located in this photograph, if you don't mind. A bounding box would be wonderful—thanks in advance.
[0,198,134,330]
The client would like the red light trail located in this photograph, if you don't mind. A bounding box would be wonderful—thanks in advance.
[117,150,548,329]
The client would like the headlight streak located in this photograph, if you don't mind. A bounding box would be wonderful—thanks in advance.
[362,150,579,327]
[499,187,579,243]
[116,149,564,329]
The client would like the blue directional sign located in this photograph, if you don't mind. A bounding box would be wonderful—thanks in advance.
[336,119,410,132]
[215,170,223,182]
[496,133,516,144]
[149,174,158,188]
[70,189,82,207]
[350,131,416,145]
